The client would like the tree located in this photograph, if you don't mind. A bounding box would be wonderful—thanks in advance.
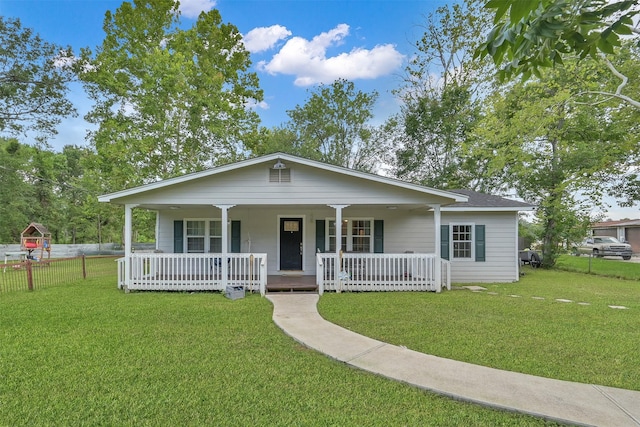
[387,1,495,190]
[80,0,263,189]
[0,17,76,144]
[478,0,640,108]
[243,126,306,158]
[0,138,34,242]
[474,60,637,266]
[285,79,382,172]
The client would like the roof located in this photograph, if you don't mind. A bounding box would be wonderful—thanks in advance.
[443,189,534,212]
[98,152,469,204]
[21,222,51,236]
[592,219,640,228]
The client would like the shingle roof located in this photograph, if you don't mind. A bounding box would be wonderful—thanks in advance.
[21,222,51,236]
[446,189,534,210]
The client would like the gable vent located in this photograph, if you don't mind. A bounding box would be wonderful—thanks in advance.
[269,168,291,183]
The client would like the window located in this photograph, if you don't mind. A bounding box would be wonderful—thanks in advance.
[328,220,348,252]
[186,220,205,253]
[326,218,373,252]
[185,219,223,253]
[209,220,222,253]
[452,224,473,259]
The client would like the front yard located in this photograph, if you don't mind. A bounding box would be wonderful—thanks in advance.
[3,265,638,425]
[0,278,549,426]
[319,267,640,391]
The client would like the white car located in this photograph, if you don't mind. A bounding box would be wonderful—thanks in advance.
[575,236,632,260]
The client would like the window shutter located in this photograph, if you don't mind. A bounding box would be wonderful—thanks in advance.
[231,221,241,253]
[374,220,384,253]
[440,225,449,260]
[315,220,325,252]
[173,220,183,253]
[475,225,486,262]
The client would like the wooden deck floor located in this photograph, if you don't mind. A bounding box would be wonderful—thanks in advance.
[266,275,318,292]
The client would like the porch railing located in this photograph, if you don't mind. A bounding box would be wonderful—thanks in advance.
[117,253,268,295]
[316,252,450,294]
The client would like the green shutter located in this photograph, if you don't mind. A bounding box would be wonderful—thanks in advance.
[315,220,325,252]
[173,220,183,253]
[475,225,486,262]
[440,225,449,260]
[374,220,384,253]
[231,221,241,253]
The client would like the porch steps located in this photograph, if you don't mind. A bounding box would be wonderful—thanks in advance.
[266,275,318,293]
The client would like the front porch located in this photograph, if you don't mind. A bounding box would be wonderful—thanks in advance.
[116,252,451,295]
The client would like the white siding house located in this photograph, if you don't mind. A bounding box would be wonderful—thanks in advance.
[99,153,533,294]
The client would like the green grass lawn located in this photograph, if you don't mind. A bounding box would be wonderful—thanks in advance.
[0,279,552,426]
[556,254,640,279]
[319,267,640,391]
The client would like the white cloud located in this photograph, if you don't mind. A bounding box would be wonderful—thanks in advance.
[243,25,292,53]
[259,24,404,86]
[177,0,216,19]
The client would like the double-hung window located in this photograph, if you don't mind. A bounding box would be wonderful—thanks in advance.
[451,224,473,259]
[186,220,206,253]
[327,218,373,252]
[185,219,223,253]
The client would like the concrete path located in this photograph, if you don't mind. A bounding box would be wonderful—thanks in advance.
[267,294,640,427]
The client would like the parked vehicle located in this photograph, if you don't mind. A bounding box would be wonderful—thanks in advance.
[574,236,632,260]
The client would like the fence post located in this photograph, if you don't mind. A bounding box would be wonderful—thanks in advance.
[26,259,34,291]
[82,254,87,279]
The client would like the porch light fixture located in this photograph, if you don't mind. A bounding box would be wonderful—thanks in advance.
[387,206,397,210]
[273,160,286,169]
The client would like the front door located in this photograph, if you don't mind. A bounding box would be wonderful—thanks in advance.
[280,218,303,270]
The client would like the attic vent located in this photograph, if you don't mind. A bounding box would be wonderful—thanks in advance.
[269,167,291,183]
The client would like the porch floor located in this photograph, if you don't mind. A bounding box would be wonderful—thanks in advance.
[266,275,318,293]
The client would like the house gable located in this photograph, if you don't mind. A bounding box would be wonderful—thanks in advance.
[98,153,467,209]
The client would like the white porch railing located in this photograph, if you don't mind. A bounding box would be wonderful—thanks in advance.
[117,253,268,295]
[316,253,451,294]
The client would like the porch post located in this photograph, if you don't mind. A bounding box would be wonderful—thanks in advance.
[124,204,139,289]
[329,204,349,288]
[216,204,235,288]
[432,204,442,292]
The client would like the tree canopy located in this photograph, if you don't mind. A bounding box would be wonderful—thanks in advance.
[284,79,382,172]
[478,0,640,82]
[80,0,263,189]
[0,17,76,144]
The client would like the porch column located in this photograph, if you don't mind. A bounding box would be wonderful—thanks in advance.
[329,204,349,286]
[432,204,442,292]
[124,204,139,289]
[216,204,235,288]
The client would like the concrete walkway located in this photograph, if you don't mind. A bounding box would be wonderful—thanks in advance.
[267,294,640,427]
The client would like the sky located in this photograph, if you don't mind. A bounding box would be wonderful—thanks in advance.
[1,0,638,220]
[1,0,443,148]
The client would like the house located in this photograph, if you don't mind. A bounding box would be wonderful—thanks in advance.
[591,219,640,254]
[98,153,533,294]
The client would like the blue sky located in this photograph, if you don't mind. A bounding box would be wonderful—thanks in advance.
[1,0,447,149]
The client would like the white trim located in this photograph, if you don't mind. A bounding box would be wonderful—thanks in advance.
[450,223,475,261]
[277,214,306,272]
[432,204,441,291]
[442,206,534,212]
[98,153,467,204]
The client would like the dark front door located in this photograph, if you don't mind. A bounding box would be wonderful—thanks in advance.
[280,218,303,270]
